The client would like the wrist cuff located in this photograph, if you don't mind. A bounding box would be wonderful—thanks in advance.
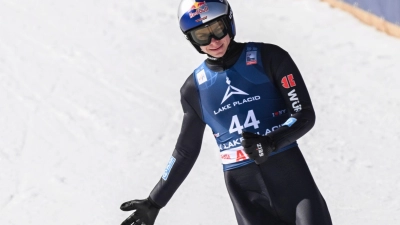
[148,196,163,209]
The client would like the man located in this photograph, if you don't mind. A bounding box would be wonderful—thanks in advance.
[120,0,332,224]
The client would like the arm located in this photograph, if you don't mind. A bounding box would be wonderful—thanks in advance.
[120,75,206,225]
[242,45,315,164]
[262,44,315,149]
[149,75,206,207]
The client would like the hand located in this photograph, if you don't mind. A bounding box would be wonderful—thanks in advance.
[241,132,275,165]
[120,198,161,225]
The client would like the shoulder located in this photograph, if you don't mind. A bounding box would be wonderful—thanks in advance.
[179,73,203,118]
[180,59,206,96]
[233,41,288,54]
[258,43,289,57]
[180,73,201,108]
[252,43,291,69]
[180,73,197,97]
[242,42,290,61]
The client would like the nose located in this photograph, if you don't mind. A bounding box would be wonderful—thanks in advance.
[210,37,220,44]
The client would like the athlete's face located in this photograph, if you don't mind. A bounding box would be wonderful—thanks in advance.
[200,35,231,58]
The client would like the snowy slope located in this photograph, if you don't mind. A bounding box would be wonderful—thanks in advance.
[1,0,399,224]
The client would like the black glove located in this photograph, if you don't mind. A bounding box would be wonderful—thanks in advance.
[120,197,161,225]
[241,132,275,165]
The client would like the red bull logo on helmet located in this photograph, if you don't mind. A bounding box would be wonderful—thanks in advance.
[188,1,206,12]
[188,1,209,18]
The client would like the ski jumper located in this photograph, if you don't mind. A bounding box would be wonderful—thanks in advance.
[149,42,332,224]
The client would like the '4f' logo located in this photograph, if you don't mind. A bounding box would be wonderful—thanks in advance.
[281,74,296,89]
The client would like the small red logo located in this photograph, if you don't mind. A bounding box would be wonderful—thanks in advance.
[281,74,296,89]
[236,150,248,162]
[188,2,209,18]
[188,2,206,12]
[221,154,231,159]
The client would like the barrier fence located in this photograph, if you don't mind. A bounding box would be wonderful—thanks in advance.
[321,0,400,39]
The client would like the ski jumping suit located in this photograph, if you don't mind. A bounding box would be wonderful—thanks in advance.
[149,42,332,225]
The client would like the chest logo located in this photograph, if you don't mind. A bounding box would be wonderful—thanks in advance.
[196,69,208,85]
[221,77,249,104]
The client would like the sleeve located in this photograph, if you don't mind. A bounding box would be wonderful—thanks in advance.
[149,75,206,208]
[261,44,316,150]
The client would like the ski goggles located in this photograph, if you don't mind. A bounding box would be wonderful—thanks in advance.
[187,18,229,46]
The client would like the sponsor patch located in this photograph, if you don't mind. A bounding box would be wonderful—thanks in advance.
[256,143,264,157]
[188,1,206,12]
[282,118,297,127]
[220,147,249,164]
[196,69,207,85]
[288,89,302,112]
[272,109,287,117]
[162,156,176,181]
[188,2,209,18]
[246,51,257,65]
[195,16,207,23]
[281,74,296,89]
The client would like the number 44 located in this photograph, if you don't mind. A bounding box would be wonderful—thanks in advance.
[229,110,260,134]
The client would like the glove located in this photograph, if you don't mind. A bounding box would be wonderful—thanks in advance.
[120,197,161,225]
[241,132,275,165]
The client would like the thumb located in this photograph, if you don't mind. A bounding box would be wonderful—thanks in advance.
[241,131,260,139]
[120,199,145,211]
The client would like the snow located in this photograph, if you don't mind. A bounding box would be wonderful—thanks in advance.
[1,0,400,224]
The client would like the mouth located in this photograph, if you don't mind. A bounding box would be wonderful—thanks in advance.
[210,44,223,51]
